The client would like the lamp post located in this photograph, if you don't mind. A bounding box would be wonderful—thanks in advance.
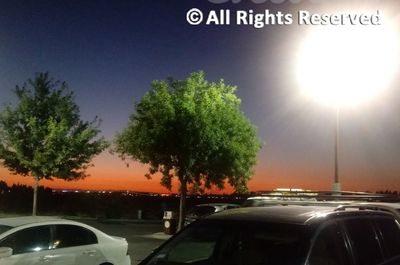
[332,108,340,193]
[296,24,398,192]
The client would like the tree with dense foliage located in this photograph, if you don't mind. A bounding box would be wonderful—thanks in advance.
[0,180,8,194]
[115,71,261,230]
[0,73,108,215]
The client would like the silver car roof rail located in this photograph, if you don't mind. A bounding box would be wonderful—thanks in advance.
[333,204,391,212]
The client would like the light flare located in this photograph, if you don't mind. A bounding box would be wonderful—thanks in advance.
[296,21,399,107]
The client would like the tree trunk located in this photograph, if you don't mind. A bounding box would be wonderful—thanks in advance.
[177,178,187,232]
[32,176,39,216]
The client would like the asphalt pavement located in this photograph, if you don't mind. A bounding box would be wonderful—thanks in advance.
[79,219,171,265]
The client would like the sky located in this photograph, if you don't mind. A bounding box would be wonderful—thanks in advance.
[1,0,400,193]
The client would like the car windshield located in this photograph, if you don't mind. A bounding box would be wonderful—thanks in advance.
[143,220,306,265]
[0,225,12,234]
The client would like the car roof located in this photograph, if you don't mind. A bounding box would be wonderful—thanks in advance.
[205,205,392,225]
[0,216,68,228]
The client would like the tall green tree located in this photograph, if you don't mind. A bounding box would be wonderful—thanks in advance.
[0,73,108,215]
[115,71,261,230]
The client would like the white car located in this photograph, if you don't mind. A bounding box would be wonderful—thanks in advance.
[0,216,131,265]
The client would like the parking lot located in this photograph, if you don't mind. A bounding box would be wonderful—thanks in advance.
[79,219,171,265]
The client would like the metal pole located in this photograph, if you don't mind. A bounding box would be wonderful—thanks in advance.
[332,107,341,193]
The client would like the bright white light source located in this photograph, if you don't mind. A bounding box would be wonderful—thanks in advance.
[296,22,399,107]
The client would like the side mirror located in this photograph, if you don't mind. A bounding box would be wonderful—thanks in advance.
[0,247,12,258]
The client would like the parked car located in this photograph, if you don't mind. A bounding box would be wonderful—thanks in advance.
[0,216,131,265]
[241,196,359,208]
[140,205,400,265]
[184,203,240,225]
[241,196,318,207]
[242,190,397,208]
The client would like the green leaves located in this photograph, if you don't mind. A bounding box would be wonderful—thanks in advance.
[0,72,108,181]
[115,71,261,193]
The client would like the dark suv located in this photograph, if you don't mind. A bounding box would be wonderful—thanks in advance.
[140,205,400,265]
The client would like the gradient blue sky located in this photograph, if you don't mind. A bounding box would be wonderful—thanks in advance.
[1,0,400,193]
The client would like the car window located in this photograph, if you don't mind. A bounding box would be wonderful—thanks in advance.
[144,220,306,265]
[222,223,305,265]
[0,225,51,255]
[344,218,384,265]
[52,225,97,249]
[308,223,351,265]
[374,218,400,259]
[147,223,222,265]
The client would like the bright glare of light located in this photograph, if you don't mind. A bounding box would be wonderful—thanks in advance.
[296,22,399,108]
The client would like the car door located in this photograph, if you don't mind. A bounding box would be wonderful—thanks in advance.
[373,217,400,264]
[307,222,353,265]
[342,218,385,265]
[49,224,103,265]
[0,225,53,265]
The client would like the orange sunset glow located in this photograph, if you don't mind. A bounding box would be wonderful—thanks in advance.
[2,151,399,194]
